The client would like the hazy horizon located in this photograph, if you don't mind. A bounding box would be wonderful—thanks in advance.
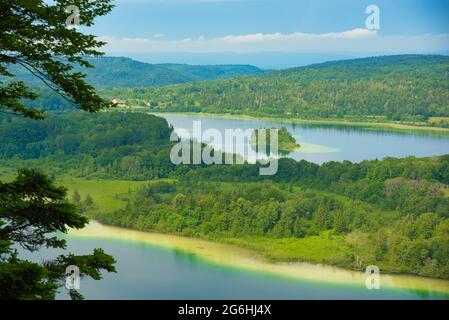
[104,51,449,69]
[81,0,449,69]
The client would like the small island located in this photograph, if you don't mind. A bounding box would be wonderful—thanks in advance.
[251,126,300,154]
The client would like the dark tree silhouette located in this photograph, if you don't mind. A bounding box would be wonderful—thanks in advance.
[0,0,116,300]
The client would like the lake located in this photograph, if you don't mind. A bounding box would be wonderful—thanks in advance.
[17,113,449,300]
[19,222,449,300]
[154,112,449,164]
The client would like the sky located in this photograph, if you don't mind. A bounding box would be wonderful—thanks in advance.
[79,0,449,68]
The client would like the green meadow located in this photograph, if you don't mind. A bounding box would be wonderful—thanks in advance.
[224,232,349,264]
[1,166,149,213]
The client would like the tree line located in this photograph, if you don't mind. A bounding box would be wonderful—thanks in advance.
[2,111,448,279]
[100,55,449,124]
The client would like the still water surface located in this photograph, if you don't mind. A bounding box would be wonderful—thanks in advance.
[19,223,449,300]
[155,113,449,163]
[19,113,449,300]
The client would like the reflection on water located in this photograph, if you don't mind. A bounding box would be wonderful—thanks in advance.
[15,113,449,299]
[155,113,449,164]
[17,222,449,299]
[22,222,444,300]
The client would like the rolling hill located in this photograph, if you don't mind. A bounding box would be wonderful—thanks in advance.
[7,56,264,88]
[107,55,449,122]
[5,56,263,111]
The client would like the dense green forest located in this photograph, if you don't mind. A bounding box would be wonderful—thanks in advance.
[94,155,449,279]
[11,55,449,126]
[0,112,177,180]
[8,56,263,88]
[157,63,264,81]
[6,56,263,111]
[1,111,448,279]
[102,55,449,123]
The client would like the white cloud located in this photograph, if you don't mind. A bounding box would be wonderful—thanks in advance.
[99,29,449,54]
[217,29,376,43]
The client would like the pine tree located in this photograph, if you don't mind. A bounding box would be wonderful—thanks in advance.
[72,190,81,204]
[334,210,349,234]
[314,200,329,230]
[84,194,94,207]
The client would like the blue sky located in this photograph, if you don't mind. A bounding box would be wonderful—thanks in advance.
[92,0,449,37]
[82,0,449,67]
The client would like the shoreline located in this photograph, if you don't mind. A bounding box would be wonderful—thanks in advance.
[133,109,449,135]
[69,221,449,296]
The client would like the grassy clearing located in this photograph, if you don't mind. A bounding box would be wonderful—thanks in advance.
[224,231,349,264]
[429,117,449,124]
[61,177,176,213]
[0,166,166,213]
[59,177,150,213]
[0,167,17,182]
[443,187,449,197]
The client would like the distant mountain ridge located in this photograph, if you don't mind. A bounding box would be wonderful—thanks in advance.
[115,54,449,122]
[158,63,263,81]
[7,56,264,88]
[7,54,449,122]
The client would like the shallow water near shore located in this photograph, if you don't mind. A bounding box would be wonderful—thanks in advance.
[11,111,449,299]
[153,112,449,164]
[22,221,446,299]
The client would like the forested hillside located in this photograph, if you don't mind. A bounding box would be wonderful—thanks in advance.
[105,55,449,123]
[8,56,263,88]
[10,55,449,124]
[159,63,263,81]
[6,56,263,111]
[0,112,177,180]
[96,154,449,279]
[1,111,447,279]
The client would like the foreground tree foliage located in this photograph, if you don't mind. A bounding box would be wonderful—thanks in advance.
[0,0,114,119]
[0,0,116,300]
[0,170,116,299]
